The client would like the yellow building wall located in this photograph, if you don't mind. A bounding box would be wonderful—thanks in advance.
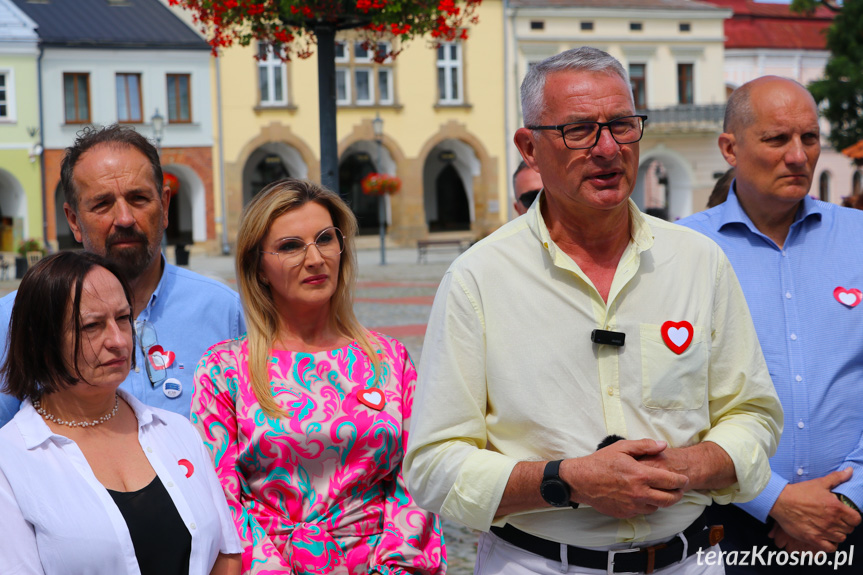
[214,0,506,245]
[0,53,43,249]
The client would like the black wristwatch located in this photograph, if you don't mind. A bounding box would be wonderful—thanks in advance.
[540,460,579,509]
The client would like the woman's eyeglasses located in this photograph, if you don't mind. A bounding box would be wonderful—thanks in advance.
[260,227,345,267]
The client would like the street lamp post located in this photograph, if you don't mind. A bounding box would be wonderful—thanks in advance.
[151,109,167,255]
[372,113,386,266]
[151,109,165,156]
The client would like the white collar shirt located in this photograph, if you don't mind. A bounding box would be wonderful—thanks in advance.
[0,389,241,575]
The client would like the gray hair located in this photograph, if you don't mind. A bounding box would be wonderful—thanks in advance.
[521,47,630,127]
[723,83,755,135]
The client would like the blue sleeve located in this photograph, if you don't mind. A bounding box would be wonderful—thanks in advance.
[0,292,21,427]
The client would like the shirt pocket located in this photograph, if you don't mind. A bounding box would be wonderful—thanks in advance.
[639,323,708,410]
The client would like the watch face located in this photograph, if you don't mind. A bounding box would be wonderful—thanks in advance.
[541,479,570,507]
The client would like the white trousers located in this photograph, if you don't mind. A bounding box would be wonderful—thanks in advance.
[474,531,726,575]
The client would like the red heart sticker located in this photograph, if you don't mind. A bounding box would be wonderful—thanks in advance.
[178,458,194,478]
[834,287,862,308]
[357,388,385,411]
[661,321,694,355]
[148,345,175,370]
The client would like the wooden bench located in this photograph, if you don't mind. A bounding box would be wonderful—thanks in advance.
[417,239,468,263]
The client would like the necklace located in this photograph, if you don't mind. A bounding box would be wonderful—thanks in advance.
[33,394,120,428]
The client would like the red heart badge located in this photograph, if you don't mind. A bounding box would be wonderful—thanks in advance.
[661,321,694,355]
[357,388,385,411]
[834,287,862,308]
[148,345,175,370]
[178,459,194,478]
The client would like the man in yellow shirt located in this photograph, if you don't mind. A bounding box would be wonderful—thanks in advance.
[404,47,783,574]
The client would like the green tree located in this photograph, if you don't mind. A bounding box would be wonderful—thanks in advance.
[170,0,483,192]
[805,0,863,152]
[790,0,841,13]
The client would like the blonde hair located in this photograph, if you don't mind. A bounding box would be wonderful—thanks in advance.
[236,178,382,418]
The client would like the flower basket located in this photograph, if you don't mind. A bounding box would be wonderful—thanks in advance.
[17,238,45,257]
[361,173,402,196]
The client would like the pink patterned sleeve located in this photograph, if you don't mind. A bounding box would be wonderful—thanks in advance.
[371,342,447,575]
[191,346,293,574]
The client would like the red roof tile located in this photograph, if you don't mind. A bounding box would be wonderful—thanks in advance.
[701,0,833,50]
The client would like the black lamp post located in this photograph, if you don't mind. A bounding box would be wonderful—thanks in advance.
[372,113,386,266]
[151,109,165,156]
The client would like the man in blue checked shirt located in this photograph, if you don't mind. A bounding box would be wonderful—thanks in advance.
[679,76,863,574]
[0,125,245,427]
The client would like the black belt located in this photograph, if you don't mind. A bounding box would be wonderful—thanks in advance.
[490,512,724,574]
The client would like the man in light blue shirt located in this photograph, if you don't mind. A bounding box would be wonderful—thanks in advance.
[679,76,863,573]
[0,125,244,426]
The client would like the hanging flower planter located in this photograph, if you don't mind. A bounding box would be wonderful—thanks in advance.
[164,172,180,197]
[361,173,402,196]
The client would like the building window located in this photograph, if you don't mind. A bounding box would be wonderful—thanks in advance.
[629,63,646,110]
[116,73,142,123]
[530,20,544,30]
[580,21,594,31]
[166,74,191,123]
[677,63,693,105]
[64,72,91,124]
[258,44,288,106]
[0,71,12,121]
[437,42,463,105]
[335,40,395,106]
[679,22,691,32]
[630,22,643,31]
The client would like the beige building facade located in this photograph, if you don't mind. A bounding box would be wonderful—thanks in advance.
[211,1,507,248]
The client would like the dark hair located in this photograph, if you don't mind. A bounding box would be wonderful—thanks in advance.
[60,124,163,210]
[0,252,135,402]
[707,168,735,209]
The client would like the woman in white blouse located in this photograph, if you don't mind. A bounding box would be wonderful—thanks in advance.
[0,252,241,575]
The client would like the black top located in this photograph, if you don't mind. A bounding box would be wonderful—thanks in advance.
[108,475,192,575]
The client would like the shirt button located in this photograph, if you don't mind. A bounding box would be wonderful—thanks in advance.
[790,333,797,340]
[189,523,197,530]
[797,468,804,476]
[167,481,174,487]
[798,421,805,429]
[607,387,614,396]
[146,447,153,453]
[786,292,792,299]
[796,375,802,382]
[135,366,140,373]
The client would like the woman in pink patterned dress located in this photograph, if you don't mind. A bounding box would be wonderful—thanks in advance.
[192,179,445,575]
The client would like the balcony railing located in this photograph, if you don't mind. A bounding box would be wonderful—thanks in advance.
[640,104,725,133]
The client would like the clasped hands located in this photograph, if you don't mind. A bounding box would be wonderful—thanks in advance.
[559,438,726,519]
[768,469,861,553]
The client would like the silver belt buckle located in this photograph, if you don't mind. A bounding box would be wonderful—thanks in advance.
[606,546,640,575]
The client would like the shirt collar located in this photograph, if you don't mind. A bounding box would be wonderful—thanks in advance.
[718,181,823,234]
[15,388,168,450]
[526,191,654,261]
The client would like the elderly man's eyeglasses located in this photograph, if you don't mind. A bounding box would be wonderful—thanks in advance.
[261,227,345,267]
[518,189,540,209]
[526,115,648,150]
